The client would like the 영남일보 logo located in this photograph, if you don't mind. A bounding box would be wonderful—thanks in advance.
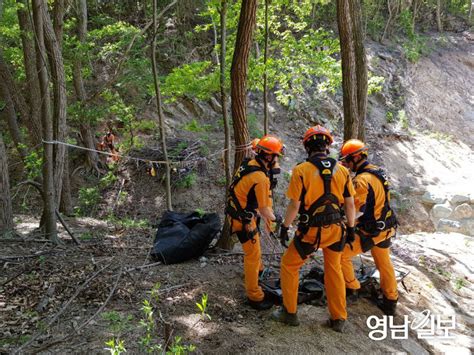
[367,310,456,341]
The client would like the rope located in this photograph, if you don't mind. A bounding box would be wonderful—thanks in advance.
[42,139,257,166]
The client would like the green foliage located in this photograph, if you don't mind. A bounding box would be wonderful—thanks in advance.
[100,171,118,189]
[102,311,134,335]
[23,147,43,180]
[386,111,395,123]
[139,299,162,353]
[132,120,157,134]
[247,113,263,139]
[399,9,415,40]
[397,109,409,129]
[454,277,467,290]
[104,338,126,355]
[367,75,385,95]
[177,172,197,189]
[183,119,212,133]
[79,232,94,240]
[75,187,100,216]
[195,208,206,217]
[168,336,196,354]
[364,1,385,41]
[196,293,211,320]
[161,61,220,102]
[402,35,429,63]
[107,214,149,228]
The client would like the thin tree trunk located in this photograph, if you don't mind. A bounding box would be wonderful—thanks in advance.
[59,149,73,215]
[436,0,443,32]
[220,0,231,188]
[43,3,66,207]
[0,68,27,160]
[73,0,100,172]
[0,132,13,236]
[211,16,220,66]
[32,0,58,242]
[152,0,172,211]
[230,0,256,168]
[263,0,269,135]
[412,0,420,34]
[469,1,473,20]
[350,0,367,141]
[218,0,257,250]
[53,0,64,46]
[337,0,359,140]
[17,1,43,145]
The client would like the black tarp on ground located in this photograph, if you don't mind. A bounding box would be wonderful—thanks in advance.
[151,211,221,264]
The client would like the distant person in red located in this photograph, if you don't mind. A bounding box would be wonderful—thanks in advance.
[97,131,119,163]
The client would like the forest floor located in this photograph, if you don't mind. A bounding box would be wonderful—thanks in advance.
[1,33,474,354]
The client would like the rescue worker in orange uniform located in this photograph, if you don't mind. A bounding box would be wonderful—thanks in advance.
[226,135,285,310]
[339,139,399,315]
[272,126,356,332]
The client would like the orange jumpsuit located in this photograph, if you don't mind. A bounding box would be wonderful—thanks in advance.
[230,159,272,302]
[280,157,355,320]
[341,163,398,301]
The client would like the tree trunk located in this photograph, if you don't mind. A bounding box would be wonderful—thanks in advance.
[17,1,43,145]
[263,0,270,135]
[43,3,67,207]
[230,0,256,168]
[350,0,367,141]
[220,0,231,189]
[0,67,27,160]
[53,0,65,46]
[152,0,172,211]
[59,149,73,215]
[73,0,100,172]
[436,0,443,32]
[337,0,359,140]
[469,0,474,20]
[218,0,257,250]
[0,132,13,236]
[32,0,58,242]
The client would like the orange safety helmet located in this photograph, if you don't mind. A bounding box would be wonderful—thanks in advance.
[303,125,334,145]
[340,139,368,161]
[256,135,285,156]
[251,138,260,151]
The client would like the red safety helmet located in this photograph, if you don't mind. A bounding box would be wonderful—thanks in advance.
[339,139,368,161]
[256,135,285,156]
[251,138,260,151]
[303,125,334,145]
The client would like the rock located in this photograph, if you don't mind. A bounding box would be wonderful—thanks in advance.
[422,191,446,206]
[437,219,462,233]
[449,194,470,206]
[460,219,474,236]
[199,256,208,263]
[452,203,472,219]
[431,204,453,219]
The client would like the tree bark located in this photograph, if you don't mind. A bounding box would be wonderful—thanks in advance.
[220,0,231,189]
[263,0,270,135]
[230,0,256,168]
[17,1,43,145]
[350,0,367,141]
[436,0,443,32]
[337,0,359,140]
[32,0,58,242]
[152,0,172,211]
[43,3,67,207]
[73,0,100,172]
[59,149,73,215]
[53,0,65,46]
[218,0,257,250]
[0,64,27,160]
[0,132,13,236]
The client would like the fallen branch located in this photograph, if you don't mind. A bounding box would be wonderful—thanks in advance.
[76,267,123,332]
[0,248,60,261]
[13,262,113,354]
[55,210,81,245]
[125,261,162,272]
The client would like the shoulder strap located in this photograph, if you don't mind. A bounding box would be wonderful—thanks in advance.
[307,156,337,196]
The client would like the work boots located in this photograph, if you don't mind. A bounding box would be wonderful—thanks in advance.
[377,296,398,316]
[346,288,359,304]
[248,297,274,311]
[271,307,300,326]
[327,318,346,333]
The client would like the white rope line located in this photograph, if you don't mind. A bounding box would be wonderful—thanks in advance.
[42,140,256,166]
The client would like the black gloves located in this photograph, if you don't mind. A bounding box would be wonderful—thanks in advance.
[346,226,355,249]
[279,225,289,248]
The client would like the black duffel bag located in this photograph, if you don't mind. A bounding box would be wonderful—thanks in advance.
[151,211,221,264]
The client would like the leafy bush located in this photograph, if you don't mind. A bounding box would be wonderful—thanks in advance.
[367,75,385,95]
[177,172,197,189]
[75,187,100,216]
